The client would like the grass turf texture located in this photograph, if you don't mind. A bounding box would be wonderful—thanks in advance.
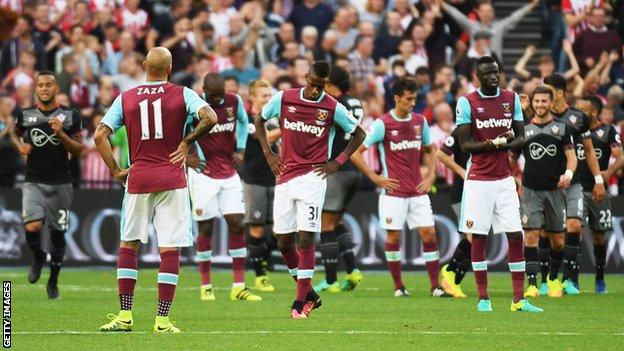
[3,268,624,350]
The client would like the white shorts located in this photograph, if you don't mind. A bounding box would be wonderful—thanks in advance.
[379,194,434,230]
[121,188,193,247]
[188,169,245,221]
[273,172,326,234]
[459,176,522,235]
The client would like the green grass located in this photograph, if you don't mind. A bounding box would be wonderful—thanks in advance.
[4,267,624,350]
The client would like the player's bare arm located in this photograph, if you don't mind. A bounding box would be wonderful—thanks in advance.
[254,113,282,176]
[8,129,31,155]
[49,117,84,156]
[602,144,624,181]
[94,122,130,185]
[558,147,578,189]
[582,137,606,201]
[417,144,436,193]
[503,120,525,151]
[456,124,495,153]
[314,125,366,179]
[170,105,218,165]
[185,144,207,173]
[231,148,245,168]
[350,143,399,191]
[435,149,466,179]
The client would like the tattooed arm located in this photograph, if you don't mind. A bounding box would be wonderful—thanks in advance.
[94,123,129,185]
[170,105,218,165]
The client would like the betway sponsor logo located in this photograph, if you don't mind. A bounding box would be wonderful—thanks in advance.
[390,139,421,151]
[209,122,235,134]
[283,118,325,137]
[475,118,512,129]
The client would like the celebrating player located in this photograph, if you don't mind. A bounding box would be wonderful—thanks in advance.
[186,73,261,302]
[437,128,471,298]
[239,79,281,292]
[350,77,450,298]
[543,73,605,294]
[456,56,541,312]
[95,47,218,333]
[10,70,84,299]
[516,86,576,298]
[254,61,365,319]
[574,96,624,294]
[314,65,364,293]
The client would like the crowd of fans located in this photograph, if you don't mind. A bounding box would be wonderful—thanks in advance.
[1,0,624,194]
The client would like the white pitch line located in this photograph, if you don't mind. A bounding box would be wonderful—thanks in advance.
[11,330,624,336]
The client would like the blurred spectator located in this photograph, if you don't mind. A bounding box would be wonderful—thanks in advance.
[0,96,19,187]
[441,0,540,61]
[515,40,580,81]
[289,0,335,39]
[162,17,197,73]
[348,34,375,82]
[300,26,319,61]
[2,50,37,95]
[393,0,417,30]
[288,56,310,87]
[32,2,63,72]
[61,1,93,34]
[359,0,385,28]
[333,7,358,56]
[387,38,427,75]
[539,0,566,69]
[81,111,113,189]
[221,45,260,85]
[55,25,100,82]
[313,28,338,62]
[102,31,136,75]
[573,7,622,75]
[115,0,150,40]
[373,11,402,63]
[0,15,46,78]
[208,0,238,38]
[111,53,146,91]
[562,0,602,44]
[429,102,455,184]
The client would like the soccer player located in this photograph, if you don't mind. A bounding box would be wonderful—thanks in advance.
[185,73,261,302]
[9,70,84,299]
[350,77,450,298]
[516,86,576,299]
[239,79,281,292]
[437,127,471,298]
[254,61,365,318]
[456,56,541,312]
[314,65,364,293]
[95,47,218,333]
[574,96,624,294]
[543,73,605,295]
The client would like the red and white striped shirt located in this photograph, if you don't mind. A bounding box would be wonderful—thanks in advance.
[115,6,149,37]
[562,0,603,43]
[81,133,113,189]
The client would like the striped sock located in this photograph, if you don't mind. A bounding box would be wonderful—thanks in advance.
[228,232,247,285]
[385,242,403,290]
[196,235,212,286]
[296,246,315,302]
[471,235,489,300]
[508,238,525,303]
[157,250,180,317]
[117,247,138,311]
[423,241,440,291]
[280,246,300,282]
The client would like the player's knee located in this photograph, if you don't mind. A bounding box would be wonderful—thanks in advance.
[198,221,213,237]
[524,231,539,247]
[506,231,523,241]
[550,234,565,251]
[592,232,605,245]
[120,240,140,251]
[418,227,436,243]
[249,225,264,238]
[566,219,582,233]
[386,232,401,245]
[159,247,179,254]
[24,220,43,233]
[277,235,295,252]
[228,221,244,235]
[298,233,315,248]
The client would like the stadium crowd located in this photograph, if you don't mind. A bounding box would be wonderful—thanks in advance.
[1,0,624,194]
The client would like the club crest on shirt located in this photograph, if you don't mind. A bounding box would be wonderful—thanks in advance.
[502,103,511,113]
[466,220,473,229]
[551,125,560,134]
[385,217,393,224]
[569,115,577,125]
[55,113,67,123]
[414,125,421,135]
[226,107,235,121]
[596,129,605,138]
[315,109,328,125]
[522,215,529,225]
[196,208,203,216]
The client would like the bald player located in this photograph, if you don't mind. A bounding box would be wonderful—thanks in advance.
[95,47,218,333]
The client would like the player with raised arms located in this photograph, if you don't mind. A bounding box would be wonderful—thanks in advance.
[254,61,366,318]
[95,47,218,333]
[456,56,542,312]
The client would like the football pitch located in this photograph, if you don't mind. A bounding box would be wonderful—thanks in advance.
[3,268,624,350]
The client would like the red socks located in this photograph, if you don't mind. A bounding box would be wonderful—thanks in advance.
[508,238,525,303]
[471,236,489,300]
[117,247,138,310]
[296,246,315,302]
[423,241,440,291]
[228,232,247,285]
[157,250,180,317]
[384,242,403,290]
[196,235,212,286]
[280,246,300,282]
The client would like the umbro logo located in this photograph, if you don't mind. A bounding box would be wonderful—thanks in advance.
[288,106,297,113]
[391,130,398,136]
[477,107,485,113]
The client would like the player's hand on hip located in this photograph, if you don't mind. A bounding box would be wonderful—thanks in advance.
[558,174,571,189]
[49,118,65,135]
[186,154,206,173]
[20,143,32,155]
[593,182,606,202]
[231,150,245,169]
[373,174,399,191]
[265,151,282,177]
[113,167,131,186]
[416,177,434,193]
[313,160,340,179]
[170,141,190,166]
